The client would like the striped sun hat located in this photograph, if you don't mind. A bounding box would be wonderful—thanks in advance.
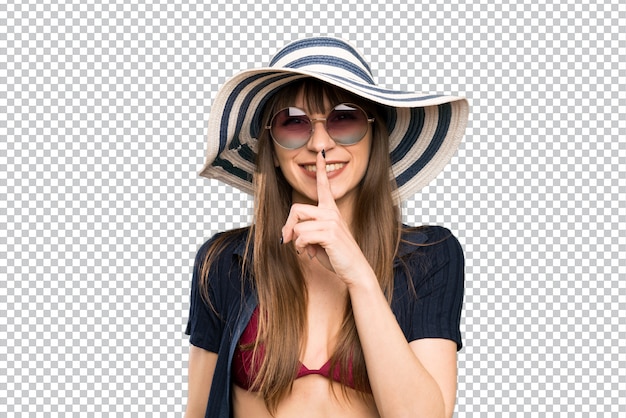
[199,36,469,200]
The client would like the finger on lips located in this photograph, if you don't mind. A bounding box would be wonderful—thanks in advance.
[281,150,337,247]
[316,149,336,209]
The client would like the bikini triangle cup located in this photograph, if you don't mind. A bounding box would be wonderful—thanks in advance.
[232,307,356,390]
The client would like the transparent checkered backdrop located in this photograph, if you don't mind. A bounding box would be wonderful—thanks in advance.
[1,0,624,416]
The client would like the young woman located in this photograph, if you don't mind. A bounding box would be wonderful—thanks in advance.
[185,37,469,418]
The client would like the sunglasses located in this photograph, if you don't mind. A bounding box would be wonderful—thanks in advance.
[266,103,374,150]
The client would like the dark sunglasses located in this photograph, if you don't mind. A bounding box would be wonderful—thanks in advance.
[266,103,374,150]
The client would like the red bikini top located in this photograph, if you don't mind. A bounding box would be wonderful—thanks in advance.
[232,307,355,390]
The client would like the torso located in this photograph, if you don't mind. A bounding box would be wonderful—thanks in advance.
[232,257,381,417]
[232,377,380,418]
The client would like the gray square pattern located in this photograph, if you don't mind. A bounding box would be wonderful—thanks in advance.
[2,0,625,416]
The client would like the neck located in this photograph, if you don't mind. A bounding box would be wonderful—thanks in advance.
[300,249,350,308]
[335,194,357,231]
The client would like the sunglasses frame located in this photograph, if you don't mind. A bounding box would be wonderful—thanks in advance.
[265,102,375,150]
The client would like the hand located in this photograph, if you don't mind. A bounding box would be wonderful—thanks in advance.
[281,151,371,283]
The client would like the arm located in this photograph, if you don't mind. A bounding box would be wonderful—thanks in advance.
[410,339,458,417]
[282,152,461,417]
[184,346,218,418]
[349,276,457,418]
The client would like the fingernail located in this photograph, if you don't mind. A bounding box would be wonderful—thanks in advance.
[321,149,326,159]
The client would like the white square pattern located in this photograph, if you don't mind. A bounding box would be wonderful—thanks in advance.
[1,0,624,416]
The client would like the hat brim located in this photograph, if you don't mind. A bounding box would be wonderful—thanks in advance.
[200,67,469,201]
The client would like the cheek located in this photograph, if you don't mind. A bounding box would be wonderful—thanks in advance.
[273,151,301,185]
[357,138,373,174]
[272,144,289,168]
[273,149,291,170]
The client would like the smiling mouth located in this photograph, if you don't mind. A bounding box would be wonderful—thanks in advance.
[302,163,346,173]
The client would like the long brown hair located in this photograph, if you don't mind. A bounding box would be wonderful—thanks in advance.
[201,78,402,412]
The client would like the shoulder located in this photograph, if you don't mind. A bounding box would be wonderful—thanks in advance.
[195,227,251,267]
[398,225,463,261]
[395,225,465,285]
[186,228,252,350]
[192,227,252,296]
[400,224,458,243]
[392,225,465,350]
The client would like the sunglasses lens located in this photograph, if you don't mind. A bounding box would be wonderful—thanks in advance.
[326,104,369,145]
[270,107,311,149]
[269,104,370,149]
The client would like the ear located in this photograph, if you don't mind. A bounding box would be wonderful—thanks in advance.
[273,151,280,167]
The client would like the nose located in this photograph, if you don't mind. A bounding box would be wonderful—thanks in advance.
[306,118,336,153]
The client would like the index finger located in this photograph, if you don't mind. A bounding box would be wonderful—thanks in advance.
[316,150,336,208]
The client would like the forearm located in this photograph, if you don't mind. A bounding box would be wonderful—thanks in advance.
[348,270,447,418]
[185,346,216,418]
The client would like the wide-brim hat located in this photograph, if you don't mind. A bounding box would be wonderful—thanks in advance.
[200,37,469,201]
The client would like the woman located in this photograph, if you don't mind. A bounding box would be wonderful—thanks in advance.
[185,37,469,418]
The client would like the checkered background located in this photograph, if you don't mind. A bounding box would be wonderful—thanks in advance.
[1,0,624,416]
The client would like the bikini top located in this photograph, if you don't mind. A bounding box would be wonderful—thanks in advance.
[232,307,355,390]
